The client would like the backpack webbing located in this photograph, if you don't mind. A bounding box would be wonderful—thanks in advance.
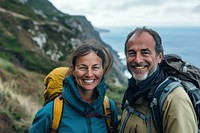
[103,96,112,132]
[151,76,200,133]
[50,96,64,133]
[150,76,182,133]
[50,96,111,133]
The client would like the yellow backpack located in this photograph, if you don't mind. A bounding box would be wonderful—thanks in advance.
[44,67,69,105]
[44,67,112,133]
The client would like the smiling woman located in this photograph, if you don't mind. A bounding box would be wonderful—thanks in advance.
[69,40,111,102]
[29,39,119,133]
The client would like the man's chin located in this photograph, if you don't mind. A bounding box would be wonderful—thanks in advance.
[132,73,148,81]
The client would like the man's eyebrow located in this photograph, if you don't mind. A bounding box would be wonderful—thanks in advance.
[141,48,150,51]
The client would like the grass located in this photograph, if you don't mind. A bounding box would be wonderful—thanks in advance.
[0,57,18,74]
[0,77,42,132]
[0,57,44,132]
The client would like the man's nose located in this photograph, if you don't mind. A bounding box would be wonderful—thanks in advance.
[134,54,143,63]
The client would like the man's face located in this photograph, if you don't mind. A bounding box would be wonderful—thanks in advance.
[126,31,162,83]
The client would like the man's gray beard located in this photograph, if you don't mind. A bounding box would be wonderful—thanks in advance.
[131,68,157,85]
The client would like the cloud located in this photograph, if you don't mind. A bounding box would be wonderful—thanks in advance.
[192,5,200,13]
[49,0,200,27]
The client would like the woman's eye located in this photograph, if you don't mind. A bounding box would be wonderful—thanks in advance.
[93,67,100,70]
[78,67,86,70]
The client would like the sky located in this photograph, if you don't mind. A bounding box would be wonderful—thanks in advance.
[48,0,200,28]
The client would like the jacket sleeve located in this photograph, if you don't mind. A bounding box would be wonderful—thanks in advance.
[29,102,53,133]
[109,99,119,133]
[162,86,198,133]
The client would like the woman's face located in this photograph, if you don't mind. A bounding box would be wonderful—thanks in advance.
[72,52,104,91]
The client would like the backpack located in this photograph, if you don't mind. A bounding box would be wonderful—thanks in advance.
[43,67,112,133]
[150,54,200,133]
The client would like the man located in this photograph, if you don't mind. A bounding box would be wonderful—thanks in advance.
[119,26,197,133]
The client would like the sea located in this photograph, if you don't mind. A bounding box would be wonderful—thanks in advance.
[99,26,200,78]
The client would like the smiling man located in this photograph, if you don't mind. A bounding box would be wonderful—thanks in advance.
[119,26,197,133]
[126,30,162,83]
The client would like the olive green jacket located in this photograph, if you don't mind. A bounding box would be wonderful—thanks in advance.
[119,86,197,133]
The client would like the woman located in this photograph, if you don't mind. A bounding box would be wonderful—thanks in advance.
[29,40,118,133]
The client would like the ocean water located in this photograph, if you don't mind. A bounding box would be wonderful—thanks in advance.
[100,26,200,77]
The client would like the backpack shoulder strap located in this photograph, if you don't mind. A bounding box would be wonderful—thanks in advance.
[51,96,64,133]
[50,96,111,132]
[103,96,112,132]
[151,76,182,133]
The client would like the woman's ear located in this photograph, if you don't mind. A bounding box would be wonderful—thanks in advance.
[70,65,75,76]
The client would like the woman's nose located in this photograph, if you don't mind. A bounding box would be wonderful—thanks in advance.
[86,68,93,76]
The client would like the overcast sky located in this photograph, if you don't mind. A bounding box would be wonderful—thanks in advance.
[48,0,200,28]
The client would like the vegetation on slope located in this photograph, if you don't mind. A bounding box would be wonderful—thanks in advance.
[0,58,44,132]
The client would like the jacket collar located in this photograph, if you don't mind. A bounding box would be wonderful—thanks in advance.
[62,76,107,115]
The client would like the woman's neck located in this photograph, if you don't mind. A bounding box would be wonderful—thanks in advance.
[79,89,97,103]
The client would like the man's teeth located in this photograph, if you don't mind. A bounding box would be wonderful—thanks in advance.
[135,66,145,69]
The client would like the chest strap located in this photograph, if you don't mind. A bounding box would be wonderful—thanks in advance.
[126,105,152,133]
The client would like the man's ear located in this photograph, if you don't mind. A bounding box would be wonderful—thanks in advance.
[158,53,163,64]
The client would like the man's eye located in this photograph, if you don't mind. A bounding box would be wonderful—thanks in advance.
[142,51,150,56]
[128,52,135,57]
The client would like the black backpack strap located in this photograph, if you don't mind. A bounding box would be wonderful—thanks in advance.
[150,76,182,133]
